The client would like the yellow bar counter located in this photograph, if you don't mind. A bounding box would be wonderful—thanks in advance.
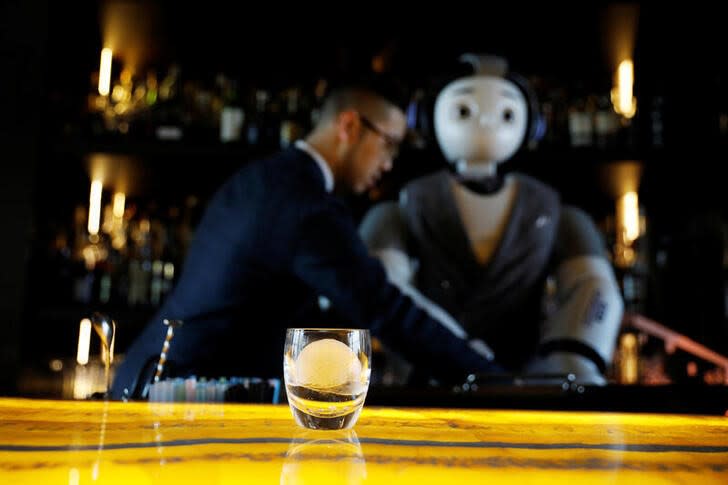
[1,397,727,484]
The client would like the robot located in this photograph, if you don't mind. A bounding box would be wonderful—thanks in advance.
[360,54,623,385]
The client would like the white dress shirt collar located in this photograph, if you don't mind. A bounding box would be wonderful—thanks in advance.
[294,140,334,193]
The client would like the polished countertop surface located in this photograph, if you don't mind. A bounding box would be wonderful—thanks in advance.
[1,397,727,484]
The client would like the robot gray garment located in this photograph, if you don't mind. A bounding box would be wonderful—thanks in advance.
[360,54,623,385]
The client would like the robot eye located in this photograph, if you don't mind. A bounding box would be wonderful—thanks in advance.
[445,97,478,122]
[502,108,514,123]
[457,103,472,120]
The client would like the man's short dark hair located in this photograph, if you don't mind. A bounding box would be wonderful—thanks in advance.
[319,76,410,123]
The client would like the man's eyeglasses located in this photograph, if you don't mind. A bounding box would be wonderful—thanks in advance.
[359,115,401,158]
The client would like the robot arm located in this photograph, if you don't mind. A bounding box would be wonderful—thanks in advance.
[359,201,416,286]
[525,206,624,385]
[359,201,495,365]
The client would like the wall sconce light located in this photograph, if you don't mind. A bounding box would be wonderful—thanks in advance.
[98,48,113,96]
[611,59,637,119]
[76,318,92,365]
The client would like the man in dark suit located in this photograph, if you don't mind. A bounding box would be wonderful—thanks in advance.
[110,82,498,400]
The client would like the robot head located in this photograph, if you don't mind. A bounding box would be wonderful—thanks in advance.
[434,54,544,174]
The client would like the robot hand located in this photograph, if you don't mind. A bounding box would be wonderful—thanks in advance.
[524,351,607,386]
[522,205,624,387]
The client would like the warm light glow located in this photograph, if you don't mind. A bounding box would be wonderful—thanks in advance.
[88,179,103,235]
[139,218,151,233]
[72,365,95,400]
[614,189,640,268]
[111,233,127,250]
[163,262,175,280]
[112,192,125,218]
[617,191,640,243]
[611,59,637,118]
[77,319,92,365]
[101,205,114,234]
[111,84,127,104]
[68,468,80,485]
[101,339,116,364]
[100,336,115,365]
[602,5,639,71]
[597,160,643,200]
[81,245,98,270]
[618,60,635,115]
[98,48,112,96]
[619,333,639,384]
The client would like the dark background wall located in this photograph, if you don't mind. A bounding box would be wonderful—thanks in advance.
[0,0,47,393]
[2,1,727,393]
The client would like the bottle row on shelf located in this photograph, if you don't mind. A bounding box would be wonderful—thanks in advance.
[35,193,203,311]
[72,62,669,154]
[82,64,325,150]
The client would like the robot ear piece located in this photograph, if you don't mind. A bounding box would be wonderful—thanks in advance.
[506,71,546,144]
[532,114,547,142]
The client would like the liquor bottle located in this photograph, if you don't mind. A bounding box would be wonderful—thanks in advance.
[594,94,619,149]
[127,218,152,307]
[309,78,328,127]
[538,84,569,148]
[647,94,665,149]
[568,92,595,147]
[154,65,185,141]
[246,89,270,147]
[279,87,305,148]
[219,77,244,143]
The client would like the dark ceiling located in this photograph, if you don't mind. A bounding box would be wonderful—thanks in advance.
[38,2,726,99]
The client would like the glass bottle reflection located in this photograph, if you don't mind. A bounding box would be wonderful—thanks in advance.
[280,429,366,485]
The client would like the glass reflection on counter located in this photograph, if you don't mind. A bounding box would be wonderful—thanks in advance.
[281,429,366,485]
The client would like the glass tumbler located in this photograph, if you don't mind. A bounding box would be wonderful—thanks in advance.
[283,328,371,430]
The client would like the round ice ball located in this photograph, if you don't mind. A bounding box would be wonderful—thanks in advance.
[295,338,362,389]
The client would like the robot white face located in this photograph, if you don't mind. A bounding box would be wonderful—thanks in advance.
[434,75,528,170]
